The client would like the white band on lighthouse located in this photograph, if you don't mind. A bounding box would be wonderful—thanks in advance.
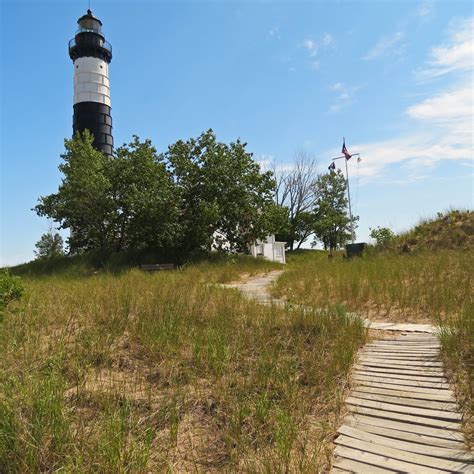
[73,56,111,106]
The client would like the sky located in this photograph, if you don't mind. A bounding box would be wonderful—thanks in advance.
[1,0,473,265]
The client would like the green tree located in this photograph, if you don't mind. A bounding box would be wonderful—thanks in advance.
[165,130,278,253]
[312,169,357,253]
[34,228,65,259]
[110,136,181,251]
[35,132,182,257]
[35,131,116,255]
[370,226,395,247]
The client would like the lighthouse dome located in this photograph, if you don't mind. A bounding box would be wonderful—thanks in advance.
[77,9,103,34]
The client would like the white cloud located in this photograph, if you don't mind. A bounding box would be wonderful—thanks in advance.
[300,33,335,66]
[415,2,433,18]
[302,38,317,56]
[362,31,405,60]
[418,17,473,79]
[407,84,472,123]
[328,82,361,113]
[322,33,334,47]
[344,18,473,182]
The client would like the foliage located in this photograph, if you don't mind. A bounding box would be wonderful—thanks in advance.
[0,259,365,471]
[165,129,278,253]
[35,130,280,259]
[312,170,357,252]
[35,131,117,255]
[369,226,395,247]
[110,136,181,251]
[34,228,65,259]
[0,270,24,311]
[273,152,318,250]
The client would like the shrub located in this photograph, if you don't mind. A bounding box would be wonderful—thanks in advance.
[0,270,24,310]
[369,226,395,247]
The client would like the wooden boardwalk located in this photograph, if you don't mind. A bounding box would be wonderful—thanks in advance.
[222,272,473,473]
[333,333,473,473]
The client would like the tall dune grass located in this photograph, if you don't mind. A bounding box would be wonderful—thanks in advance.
[0,260,366,472]
[273,250,472,323]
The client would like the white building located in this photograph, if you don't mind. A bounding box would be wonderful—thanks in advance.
[249,235,286,264]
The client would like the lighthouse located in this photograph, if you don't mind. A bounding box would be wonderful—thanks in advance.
[68,10,113,156]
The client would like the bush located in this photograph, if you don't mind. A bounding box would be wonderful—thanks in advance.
[369,226,395,247]
[0,270,24,310]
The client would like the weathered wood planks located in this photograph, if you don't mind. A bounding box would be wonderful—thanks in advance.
[332,333,473,473]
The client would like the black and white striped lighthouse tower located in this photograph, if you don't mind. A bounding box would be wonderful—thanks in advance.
[68,10,113,156]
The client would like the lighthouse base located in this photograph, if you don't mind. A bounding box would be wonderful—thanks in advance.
[73,102,113,156]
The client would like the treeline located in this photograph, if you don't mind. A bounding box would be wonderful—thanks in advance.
[35,130,281,259]
[35,130,355,260]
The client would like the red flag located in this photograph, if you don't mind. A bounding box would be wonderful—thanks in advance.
[342,139,351,161]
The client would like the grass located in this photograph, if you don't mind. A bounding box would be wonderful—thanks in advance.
[438,303,473,448]
[272,247,473,448]
[272,249,472,324]
[0,256,366,472]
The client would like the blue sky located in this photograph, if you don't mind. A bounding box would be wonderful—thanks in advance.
[1,0,473,265]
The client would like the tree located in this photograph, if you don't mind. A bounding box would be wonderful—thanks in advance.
[35,131,116,255]
[34,227,65,259]
[370,226,395,247]
[165,130,278,253]
[110,136,181,251]
[35,131,181,257]
[273,152,318,250]
[35,129,280,259]
[312,169,358,253]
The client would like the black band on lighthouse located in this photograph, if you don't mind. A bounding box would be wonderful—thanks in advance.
[73,102,114,156]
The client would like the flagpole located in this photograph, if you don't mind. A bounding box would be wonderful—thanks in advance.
[344,156,355,244]
[330,152,360,244]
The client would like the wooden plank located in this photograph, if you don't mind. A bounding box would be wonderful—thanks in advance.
[353,373,450,389]
[362,348,440,355]
[335,435,471,471]
[333,457,394,474]
[375,340,439,344]
[359,354,441,361]
[365,342,438,347]
[351,390,458,411]
[332,456,394,473]
[346,397,462,422]
[346,414,465,442]
[354,369,447,384]
[330,467,352,474]
[358,357,443,367]
[346,405,461,430]
[338,425,474,463]
[369,339,439,344]
[346,419,466,449]
[351,385,455,402]
[354,364,445,377]
[353,379,454,396]
[365,345,440,350]
[333,445,446,474]
[355,364,444,375]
